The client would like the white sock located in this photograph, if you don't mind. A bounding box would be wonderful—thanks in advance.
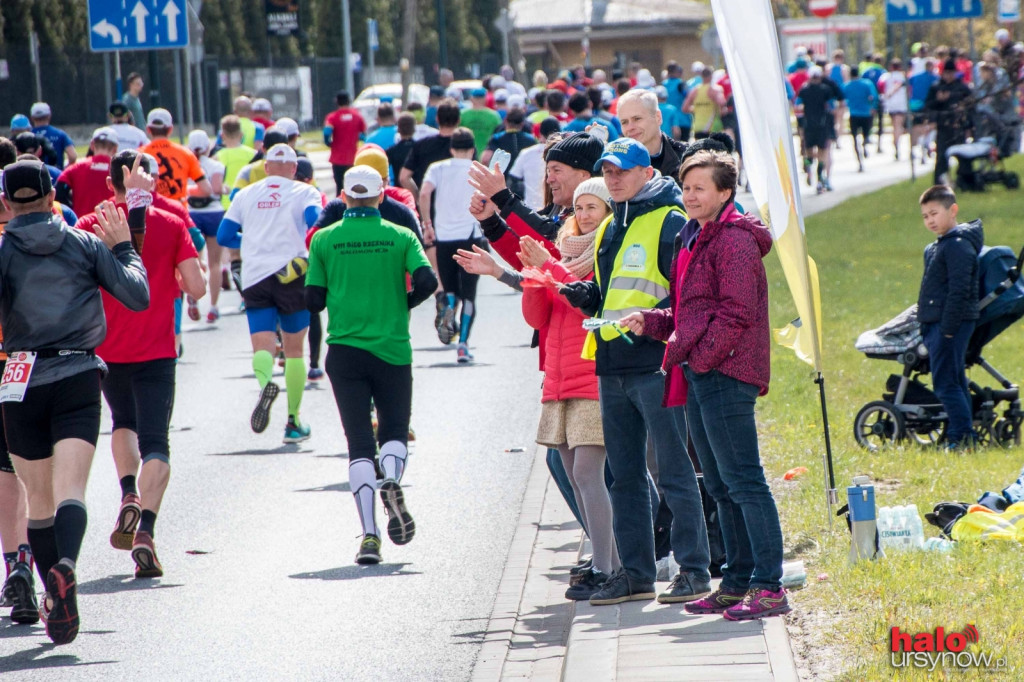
[349,460,379,537]
[379,440,408,482]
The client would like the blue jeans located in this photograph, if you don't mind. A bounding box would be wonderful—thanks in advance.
[599,371,710,584]
[922,321,975,444]
[684,368,783,592]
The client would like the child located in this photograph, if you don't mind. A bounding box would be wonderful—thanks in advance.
[917,185,982,450]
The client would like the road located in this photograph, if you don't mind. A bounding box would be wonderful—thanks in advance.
[0,274,544,680]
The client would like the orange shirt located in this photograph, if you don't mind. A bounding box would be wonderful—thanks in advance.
[141,138,205,204]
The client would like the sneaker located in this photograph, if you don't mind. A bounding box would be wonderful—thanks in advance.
[41,562,79,645]
[307,367,324,381]
[380,478,416,545]
[250,382,280,434]
[4,562,39,624]
[110,493,142,550]
[656,570,712,604]
[355,534,382,565]
[684,586,747,614]
[589,569,655,606]
[433,296,445,332]
[456,343,473,364]
[283,418,311,444]
[207,306,220,323]
[436,305,456,345]
[239,300,246,312]
[131,531,164,578]
[565,568,608,601]
[723,588,791,621]
[570,556,593,578]
[186,295,200,321]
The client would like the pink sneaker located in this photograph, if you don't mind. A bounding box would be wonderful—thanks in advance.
[683,587,746,614]
[723,588,791,620]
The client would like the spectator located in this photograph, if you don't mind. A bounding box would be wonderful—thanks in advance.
[925,59,973,185]
[618,89,689,184]
[121,72,147,132]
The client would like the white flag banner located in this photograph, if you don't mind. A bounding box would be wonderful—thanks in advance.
[710,0,824,371]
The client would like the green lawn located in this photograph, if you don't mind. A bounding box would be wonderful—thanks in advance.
[764,158,1024,679]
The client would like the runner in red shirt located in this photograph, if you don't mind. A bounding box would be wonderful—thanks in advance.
[55,127,119,217]
[76,149,206,579]
[323,90,367,196]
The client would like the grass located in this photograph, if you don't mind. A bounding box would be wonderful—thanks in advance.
[761,156,1024,680]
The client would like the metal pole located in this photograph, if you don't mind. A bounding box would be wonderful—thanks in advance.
[194,60,207,126]
[115,51,123,99]
[367,18,376,86]
[437,0,449,69]
[815,373,838,526]
[149,51,162,109]
[968,18,977,61]
[104,52,113,106]
[184,48,195,131]
[29,32,43,103]
[173,50,186,143]
[341,0,354,95]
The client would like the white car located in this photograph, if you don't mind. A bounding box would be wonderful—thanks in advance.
[353,83,430,125]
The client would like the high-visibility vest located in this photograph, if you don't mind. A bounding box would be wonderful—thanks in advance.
[582,205,683,358]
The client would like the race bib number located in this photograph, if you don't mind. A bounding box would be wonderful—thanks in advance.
[0,352,37,403]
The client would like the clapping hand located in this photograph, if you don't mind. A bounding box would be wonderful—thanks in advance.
[93,201,131,250]
[516,236,552,268]
[454,245,503,278]
[468,161,507,198]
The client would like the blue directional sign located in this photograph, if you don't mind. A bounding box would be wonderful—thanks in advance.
[88,0,189,52]
[886,0,983,23]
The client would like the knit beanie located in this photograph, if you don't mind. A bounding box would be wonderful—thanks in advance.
[546,133,606,176]
[572,177,612,210]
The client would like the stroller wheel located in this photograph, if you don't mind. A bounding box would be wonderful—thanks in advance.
[854,401,906,452]
[1004,172,1020,190]
[908,419,946,447]
[994,419,1018,447]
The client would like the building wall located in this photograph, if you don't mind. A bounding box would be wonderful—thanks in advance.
[534,33,709,75]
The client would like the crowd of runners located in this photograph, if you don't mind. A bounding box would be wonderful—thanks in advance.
[1,28,1022,645]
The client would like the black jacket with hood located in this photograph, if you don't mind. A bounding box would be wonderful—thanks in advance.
[917,219,982,336]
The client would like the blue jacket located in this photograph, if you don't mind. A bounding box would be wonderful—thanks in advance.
[918,220,982,335]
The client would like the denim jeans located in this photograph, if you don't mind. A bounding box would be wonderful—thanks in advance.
[922,321,976,444]
[599,371,710,584]
[684,367,783,592]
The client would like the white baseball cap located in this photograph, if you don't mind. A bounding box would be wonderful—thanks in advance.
[636,69,656,89]
[265,143,297,163]
[507,94,526,109]
[30,102,51,118]
[253,97,272,112]
[808,65,824,79]
[147,108,173,127]
[187,129,212,152]
[690,61,705,74]
[343,165,384,199]
[91,126,120,146]
[274,117,300,138]
[493,88,509,103]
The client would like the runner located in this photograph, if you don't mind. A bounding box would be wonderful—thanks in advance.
[305,165,437,564]
[879,60,909,160]
[459,88,502,155]
[0,158,151,644]
[107,102,150,150]
[141,109,213,206]
[508,117,561,210]
[55,127,119,218]
[77,149,204,578]
[844,67,879,173]
[186,130,224,321]
[230,96,266,152]
[798,66,844,192]
[217,144,321,442]
[30,103,76,170]
[682,67,723,140]
[482,108,537,169]
[251,98,275,131]
[323,91,366,195]
[366,103,398,150]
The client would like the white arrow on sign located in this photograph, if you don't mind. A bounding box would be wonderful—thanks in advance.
[92,19,123,44]
[163,1,181,42]
[131,1,149,42]
[889,0,919,15]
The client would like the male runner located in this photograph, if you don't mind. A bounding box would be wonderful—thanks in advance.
[55,127,119,217]
[141,109,212,205]
[29,102,76,169]
[78,150,204,577]
[306,165,437,564]
[217,144,321,443]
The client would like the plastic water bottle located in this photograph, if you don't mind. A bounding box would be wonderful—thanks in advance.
[908,504,925,549]
[924,537,953,551]
[781,560,807,589]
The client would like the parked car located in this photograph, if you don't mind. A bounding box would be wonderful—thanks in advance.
[353,83,430,125]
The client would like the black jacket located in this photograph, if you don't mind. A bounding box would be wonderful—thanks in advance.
[650,133,688,187]
[925,78,973,135]
[917,219,982,335]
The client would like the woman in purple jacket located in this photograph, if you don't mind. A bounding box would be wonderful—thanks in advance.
[620,150,789,621]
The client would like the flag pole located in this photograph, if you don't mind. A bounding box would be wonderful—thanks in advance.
[815,372,838,526]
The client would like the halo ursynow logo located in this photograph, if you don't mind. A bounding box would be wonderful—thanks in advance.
[890,624,1006,671]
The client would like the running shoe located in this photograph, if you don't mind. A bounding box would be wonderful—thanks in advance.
[723,588,791,621]
[355,534,382,565]
[456,343,473,364]
[656,570,712,604]
[250,382,280,434]
[683,586,747,614]
[187,295,200,321]
[433,294,445,331]
[436,305,456,345]
[41,562,79,645]
[239,301,246,312]
[3,562,39,624]
[283,418,311,444]
[307,367,324,381]
[380,478,416,545]
[207,306,220,323]
[131,531,164,578]
[110,492,142,550]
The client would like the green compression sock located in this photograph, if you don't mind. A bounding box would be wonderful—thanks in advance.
[252,350,275,389]
[285,357,306,421]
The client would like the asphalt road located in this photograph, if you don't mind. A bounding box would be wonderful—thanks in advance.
[0,273,543,681]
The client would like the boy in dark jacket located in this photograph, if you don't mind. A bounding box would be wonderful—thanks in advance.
[917,185,981,449]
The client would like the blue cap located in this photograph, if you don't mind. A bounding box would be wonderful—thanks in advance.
[380,95,394,103]
[10,114,30,130]
[594,138,651,171]
[470,87,487,98]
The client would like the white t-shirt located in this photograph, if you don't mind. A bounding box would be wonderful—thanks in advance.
[879,71,908,113]
[423,158,479,241]
[223,175,322,289]
[509,143,546,210]
[190,156,226,213]
[110,123,149,150]
[412,123,439,142]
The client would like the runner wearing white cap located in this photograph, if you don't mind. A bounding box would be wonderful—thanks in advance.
[54,128,118,218]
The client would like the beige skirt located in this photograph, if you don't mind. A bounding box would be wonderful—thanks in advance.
[536,398,605,449]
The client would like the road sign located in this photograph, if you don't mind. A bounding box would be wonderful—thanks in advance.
[368,19,379,51]
[88,0,189,52]
[885,0,983,23]
[809,0,838,18]
[1000,0,1021,22]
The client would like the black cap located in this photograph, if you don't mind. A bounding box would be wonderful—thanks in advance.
[295,157,315,181]
[13,132,41,154]
[546,133,606,176]
[680,132,735,163]
[450,127,476,150]
[109,101,130,117]
[429,85,446,98]
[943,58,958,72]
[539,117,562,139]
[1,158,52,203]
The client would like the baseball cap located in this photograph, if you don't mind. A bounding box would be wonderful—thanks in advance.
[450,128,476,150]
[30,102,51,118]
[429,85,446,98]
[187,129,212,152]
[10,114,30,131]
[1,159,52,203]
[108,101,130,117]
[92,126,120,146]
[343,165,384,198]
[275,117,300,138]
[490,76,507,90]
[147,108,173,127]
[594,137,651,171]
[494,88,509,103]
[996,28,1010,41]
[13,132,41,154]
[253,97,272,113]
[808,65,824,79]
[295,157,315,182]
[654,85,669,100]
[470,87,487,98]
[636,69,656,89]
[507,94,526,109]
[354,146,390,181]
[265,143,297,163]
[691,61,706,74]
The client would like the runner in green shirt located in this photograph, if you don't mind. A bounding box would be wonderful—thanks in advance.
[459,88,503,155]
[305,165,437,566]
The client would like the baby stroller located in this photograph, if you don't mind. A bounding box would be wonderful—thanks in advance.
[945,110,1021,192]
[853,244,1024,451]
